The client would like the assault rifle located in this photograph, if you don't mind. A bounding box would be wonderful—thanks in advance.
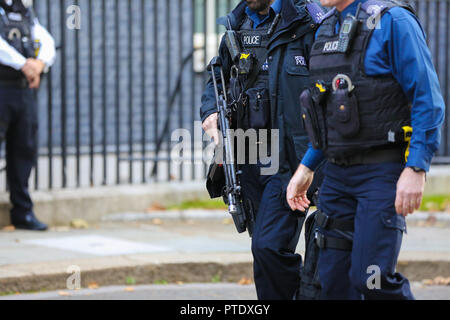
[207,56,255,236]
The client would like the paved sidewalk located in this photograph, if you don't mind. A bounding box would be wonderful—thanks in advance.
[1,211,450,294]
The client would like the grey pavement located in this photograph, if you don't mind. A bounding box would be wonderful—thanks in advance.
[3,283,450,300]
[0,212,450,295]
[1,213,450,267]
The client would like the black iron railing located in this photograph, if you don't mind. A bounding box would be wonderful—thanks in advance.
[0,0,448,191]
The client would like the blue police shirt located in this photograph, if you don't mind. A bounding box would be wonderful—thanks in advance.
[301,0,446,172]
[245,0,282,29]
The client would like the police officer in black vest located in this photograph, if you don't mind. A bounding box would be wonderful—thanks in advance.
[0,0,55,231]
[287,0,445,299]
[201,0,326,299]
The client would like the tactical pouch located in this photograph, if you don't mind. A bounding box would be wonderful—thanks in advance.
[244,87,270,130]
[300,89,325,150]
[329,89,360,138]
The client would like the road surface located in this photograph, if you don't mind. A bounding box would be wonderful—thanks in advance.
[2,283,449,300]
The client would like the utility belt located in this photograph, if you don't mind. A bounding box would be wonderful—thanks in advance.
[328,147,405,167]
[0,76,28,89]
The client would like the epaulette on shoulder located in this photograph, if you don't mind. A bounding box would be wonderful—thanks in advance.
[305,1,328,24]
[361,0,416,16]
[316,7,336,24]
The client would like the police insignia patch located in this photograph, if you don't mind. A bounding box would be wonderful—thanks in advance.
[294,55,306,66]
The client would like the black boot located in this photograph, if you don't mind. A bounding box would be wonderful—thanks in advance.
[11,213,48,231]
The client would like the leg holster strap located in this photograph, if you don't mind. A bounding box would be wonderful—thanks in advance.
[314,231,353,251]
[315,210,354,232]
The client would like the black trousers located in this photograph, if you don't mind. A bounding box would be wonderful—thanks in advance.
[240,163,305,300]
[0,85,38,221]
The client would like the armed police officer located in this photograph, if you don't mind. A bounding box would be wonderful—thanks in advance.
[201,0,325,300]
[0,0,55,231]
[287,0,445,299]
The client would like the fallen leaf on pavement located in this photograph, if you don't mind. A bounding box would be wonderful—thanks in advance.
[50,226,71,232]
[88,282,100,289]
[222,218,233,225]
[2,225,15,232]
[424,215,437,227]
[444,202,450,212]
[58,291,71,296]
[433,276,450,286]
[422,279,433,286]
[70,219,89,229]
[152,218,163,225]
[422,277,450,286]
[176,281,184,286]
[124,287,135,292]
[238,277,253,286]
[146,203,166,213]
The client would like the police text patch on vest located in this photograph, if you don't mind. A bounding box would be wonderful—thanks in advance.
[242,34,262,47]
[322,40,340,53]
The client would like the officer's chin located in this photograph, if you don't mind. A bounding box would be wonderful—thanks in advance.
[319,0,337,8]
[246,0,263,12]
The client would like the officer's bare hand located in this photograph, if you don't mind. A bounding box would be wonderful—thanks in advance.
[286,164,314,212]
[395,167,426,217]
[21,59,38,82]
[21,59,45,88]
[202,113,219,145]
[30,59,46,75]
[28,75,41,89]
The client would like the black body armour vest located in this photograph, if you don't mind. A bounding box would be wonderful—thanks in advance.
[0,0,36,80]
[308,0,413,159]
[234,16,272,131]
[238,16,270,87]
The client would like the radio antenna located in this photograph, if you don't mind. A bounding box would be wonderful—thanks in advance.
[355,2,362,19]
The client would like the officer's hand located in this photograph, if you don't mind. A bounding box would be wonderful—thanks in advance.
[21,59,44,88]
[22,59,45,74]
[21,59,39,82]
[286,164,314,212]
[395,167,426,217]
[28,75,41,89]
[202,113,219,145]
[30,59,46,75]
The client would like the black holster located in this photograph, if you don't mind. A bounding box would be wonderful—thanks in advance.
[300,89,327,150]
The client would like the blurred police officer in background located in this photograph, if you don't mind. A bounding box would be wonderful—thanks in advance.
[201,0,325,300]
[287,0,445,299]
[0,0,55,231]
